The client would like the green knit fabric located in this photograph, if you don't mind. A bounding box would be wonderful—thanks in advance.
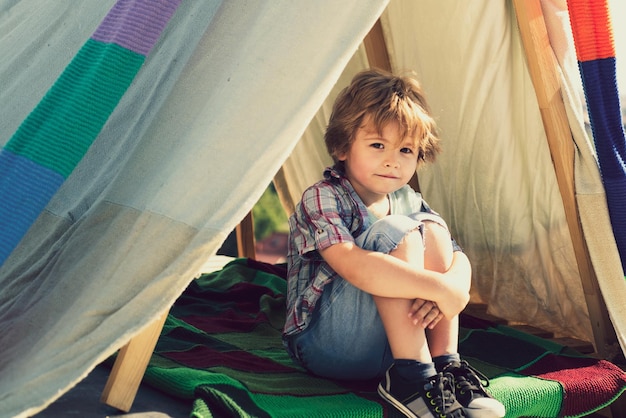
[488,373,562,418]
[5,40,143,177]
[137,258,626,418]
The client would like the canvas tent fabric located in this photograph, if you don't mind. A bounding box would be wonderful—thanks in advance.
[0,0,182,266]
[0,1,625,417]
[0,1,387,416]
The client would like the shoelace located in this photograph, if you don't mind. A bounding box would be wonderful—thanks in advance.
[423,373,461,417]
[450,361,490,396]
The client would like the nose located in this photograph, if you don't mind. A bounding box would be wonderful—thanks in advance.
[385,158,399,168]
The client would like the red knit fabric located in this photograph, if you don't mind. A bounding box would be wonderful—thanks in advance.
[567,0,615,61]
[522,354,626,416]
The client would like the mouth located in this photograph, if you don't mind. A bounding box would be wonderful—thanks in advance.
[377,174,400,179]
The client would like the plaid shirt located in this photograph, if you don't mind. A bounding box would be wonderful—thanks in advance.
[282,166,456,337]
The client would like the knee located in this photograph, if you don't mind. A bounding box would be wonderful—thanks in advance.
[422,221,453,271]
[389,228,425,266]
[397,227,424,249]
[422,220,451,244]
[361,215,422,253]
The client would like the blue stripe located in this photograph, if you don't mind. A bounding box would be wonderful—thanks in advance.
[0,150,65,265]
[579,57,626,271]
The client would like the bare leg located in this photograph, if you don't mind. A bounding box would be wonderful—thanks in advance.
[373,229,431,362]
[422,221,458,357]
[421,221,453,273]
[373,221,459,362]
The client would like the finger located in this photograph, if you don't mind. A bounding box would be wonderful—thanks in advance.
[419,304,440,327]
[407,299,428,318]
[426,311,444,329]
[408,298,427,312]
[415,301,436,319]
[410,302,437,326]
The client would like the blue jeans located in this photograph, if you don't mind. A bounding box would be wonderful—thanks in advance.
[284,213,447,380]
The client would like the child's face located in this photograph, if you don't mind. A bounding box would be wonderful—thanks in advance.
[338,118,418,207]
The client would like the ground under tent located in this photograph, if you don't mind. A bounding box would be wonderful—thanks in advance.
[0,1,625,417]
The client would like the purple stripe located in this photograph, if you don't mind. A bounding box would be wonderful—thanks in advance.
[92,0,182,56]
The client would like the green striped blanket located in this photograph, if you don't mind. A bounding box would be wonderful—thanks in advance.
[141,258,626,417]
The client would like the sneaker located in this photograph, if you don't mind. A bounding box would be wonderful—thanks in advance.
[443,360,505,418]
[378,365,465,417]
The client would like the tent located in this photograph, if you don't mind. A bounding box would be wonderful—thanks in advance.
[0,0,625,416]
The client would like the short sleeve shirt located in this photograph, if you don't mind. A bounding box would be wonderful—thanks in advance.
[282,166,454,337]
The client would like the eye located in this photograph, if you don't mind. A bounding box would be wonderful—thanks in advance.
[400,147,414,154]
[370,143,384,149]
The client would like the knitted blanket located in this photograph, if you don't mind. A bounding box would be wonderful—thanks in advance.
[142,258,626,417]
[568,0,626,271]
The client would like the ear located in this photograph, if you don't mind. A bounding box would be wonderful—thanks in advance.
[336,147,349,161]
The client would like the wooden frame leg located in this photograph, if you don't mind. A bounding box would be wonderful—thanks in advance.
[100,312,168,412]
[100,210,256,412]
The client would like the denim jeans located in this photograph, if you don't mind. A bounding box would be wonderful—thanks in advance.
[285,213,447,380]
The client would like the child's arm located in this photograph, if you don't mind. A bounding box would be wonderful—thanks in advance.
[320,242,471,319]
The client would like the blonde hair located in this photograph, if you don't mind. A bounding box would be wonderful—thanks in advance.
[324,68,441,167]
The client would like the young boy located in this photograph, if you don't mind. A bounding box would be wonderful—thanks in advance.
[282,69,505,418]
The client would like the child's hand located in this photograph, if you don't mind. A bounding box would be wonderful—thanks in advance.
[408,298,443,329]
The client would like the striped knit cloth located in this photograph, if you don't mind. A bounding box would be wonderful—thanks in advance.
[0,0,182,266]
[141,258,626,418]
[567,0,626,273]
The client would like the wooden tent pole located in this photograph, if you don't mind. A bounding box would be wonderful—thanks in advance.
[512,0,618,359]
[100,312,168,411]
[102,212,257,411]
[236,210,256,259]
[363,19,392,72]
